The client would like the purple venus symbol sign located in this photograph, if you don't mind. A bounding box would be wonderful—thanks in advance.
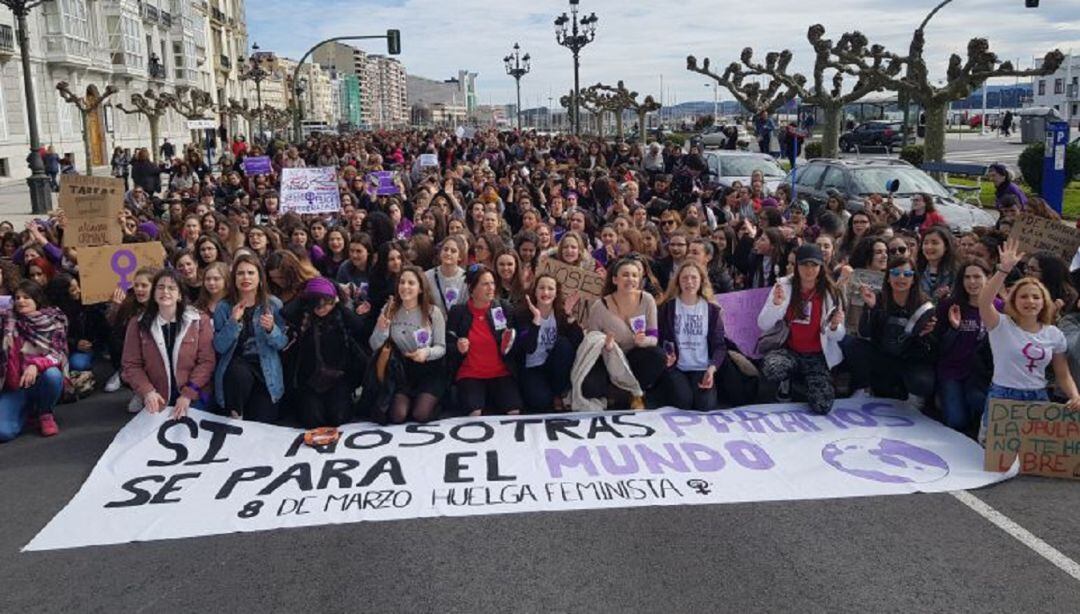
[821,437,950,484]
[110,249,137,291]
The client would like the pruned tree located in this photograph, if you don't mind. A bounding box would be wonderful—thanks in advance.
[221,97,262,137]
[55,81,117,175]
[169,88,216,152]
[262,105,295,135]
[116,89,177,163]
[736,25,904,158]
[835,29,1064,164]
[561,88,605,136]
[687,53,800,117]
[590,82,634,138]
[595,80,662,143]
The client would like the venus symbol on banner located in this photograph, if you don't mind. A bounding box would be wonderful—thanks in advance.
[110,249,137,291]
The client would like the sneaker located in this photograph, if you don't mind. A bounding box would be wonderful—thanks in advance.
[104,372,123,393]
[127,394,143,414]
[630,395,646,411]
[39,413,59,437]
[776,380,792,402]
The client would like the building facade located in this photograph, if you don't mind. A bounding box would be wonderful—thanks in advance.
[406,70,477,126]
[0,0,250,184]
[314,42,407,128]
[1032,52,1080,123]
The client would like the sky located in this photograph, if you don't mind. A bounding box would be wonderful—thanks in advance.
[248,0,1080,108]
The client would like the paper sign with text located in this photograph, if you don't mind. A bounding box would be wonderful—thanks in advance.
[280,167,340,214]
[79,242,166,304]
[984,398,1080,479]
[714,287,771,358]
[24,399,1012,551]
[1009,214,1080,263]
[59,175,124,247]
[537,257,604,321]
[242,156,272,176]
[848,269,885,307]
[366,171,400,196]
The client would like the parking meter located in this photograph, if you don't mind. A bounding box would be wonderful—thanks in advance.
[1043,121,1070,214]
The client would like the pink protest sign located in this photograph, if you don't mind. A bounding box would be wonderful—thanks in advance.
[714,287,771,358]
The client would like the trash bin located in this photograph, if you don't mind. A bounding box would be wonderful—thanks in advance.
[1014,107,1062,145]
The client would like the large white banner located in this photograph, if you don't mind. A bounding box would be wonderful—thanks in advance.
[26,399,1014,551]
[280,167,340,214]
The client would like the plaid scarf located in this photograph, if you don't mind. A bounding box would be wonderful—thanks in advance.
[1,307,70,381]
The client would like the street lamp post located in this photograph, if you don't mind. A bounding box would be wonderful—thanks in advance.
[554,0,598,136]
[3,0,52,213]
[705,82,718,120]
[504,43,531,130]
[239,42,272,142]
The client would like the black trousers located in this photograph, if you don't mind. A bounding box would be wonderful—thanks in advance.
[662,369,718,411]
[295,381,354,428]
[457,376,523,415]
[224,358,278,423]
[520,337,575,413]
[582,345,666,400]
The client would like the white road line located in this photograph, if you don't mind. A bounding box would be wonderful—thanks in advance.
[951,490,1080,583]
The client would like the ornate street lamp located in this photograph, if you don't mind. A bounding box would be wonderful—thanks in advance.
[239,42,273,140]
[2,0,52,212]
[554,0,598,136]
[504,43,531,130]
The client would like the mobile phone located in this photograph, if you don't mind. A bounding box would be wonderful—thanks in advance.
[663,341,676,357]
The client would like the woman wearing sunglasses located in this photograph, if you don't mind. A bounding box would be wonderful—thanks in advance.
[856,255,937,409]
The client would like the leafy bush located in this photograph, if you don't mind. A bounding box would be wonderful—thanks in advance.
[899,144,924,167]
[802,141,823,159]
[666,133,687,147]
[1019,142,1080,194]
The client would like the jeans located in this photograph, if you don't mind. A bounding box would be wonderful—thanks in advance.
[977,384,1049,445]
[520,337,574,413]
[662,369,718,411]
[937,377,987,433]
[0,367,65,442]
[69,351,93,372]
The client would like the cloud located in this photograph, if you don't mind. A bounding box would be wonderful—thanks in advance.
[248,0,1080,108]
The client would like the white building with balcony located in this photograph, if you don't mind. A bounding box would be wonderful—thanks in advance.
[1032,52,1080,123]
[0,0,247,184]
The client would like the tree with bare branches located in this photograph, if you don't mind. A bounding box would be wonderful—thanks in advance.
[594,80,662,144]
[834,30,1064,164]
[116,90,177,163]
[55,82,118,176]
[686,53,800,117]
[561,88,605,136]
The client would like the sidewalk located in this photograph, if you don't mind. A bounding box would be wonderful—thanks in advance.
[0,166,112,227]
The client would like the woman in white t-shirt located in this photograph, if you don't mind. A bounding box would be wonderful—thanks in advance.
[657,261,728,411]
[978,238,1080,438]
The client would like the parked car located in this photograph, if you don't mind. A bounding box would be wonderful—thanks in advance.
[838,121,907,152]
[702,150,786,192]
[786,158,996,232]
[693,124,753,150]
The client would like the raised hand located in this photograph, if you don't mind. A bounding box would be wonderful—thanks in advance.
[948,304,962,329]
[525,295,542,325]
[259,312,274,332]
[859,284,877,309]
[998,237,1025,273]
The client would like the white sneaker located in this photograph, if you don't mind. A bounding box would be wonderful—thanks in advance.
[127,394,143,414]
[906,394,926,411]
[850,388,872,399]
[104,372,123,393]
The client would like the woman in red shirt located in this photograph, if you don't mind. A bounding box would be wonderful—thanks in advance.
[447,265,522,416]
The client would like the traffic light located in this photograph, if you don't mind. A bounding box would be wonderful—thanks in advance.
[387,29,401,55]
[1025,0,1039,7]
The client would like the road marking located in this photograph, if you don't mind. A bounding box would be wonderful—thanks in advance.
[951,490,1080,583]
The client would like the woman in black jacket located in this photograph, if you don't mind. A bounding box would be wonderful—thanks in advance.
[130,148,161,195]
[281,277,368,428]
[658,261,727,411]
[447,265,522,416]
[514,273,583,413]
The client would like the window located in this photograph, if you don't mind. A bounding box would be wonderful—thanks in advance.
[61,0,88,40]
[0,77,7,141]
[1038,80,1046,96]
[796,163,827,188]
[820,167,847,193]
[1073,104,1078,117]
[107,15,143,67]
[1055,79,1064,95]
[0,159,9,177]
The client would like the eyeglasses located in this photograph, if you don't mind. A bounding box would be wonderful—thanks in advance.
[661,220,677,226]
[889,246,907,255]
[889,268,915,278]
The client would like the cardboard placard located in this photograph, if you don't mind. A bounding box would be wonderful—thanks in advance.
[537,257,604,321]
[280,167,340,214]
[78,242,166,305]
[713,287,771,358]
[419,153,439,168]
[59,175,124,247]
[984,398,1080,479]
[1009,214,1080,263]
[848,269,885,307]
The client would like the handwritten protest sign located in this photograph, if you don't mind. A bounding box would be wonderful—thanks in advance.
[714,287,771,358]
[242,156,272,176]
[985,398,1080,479]
[59,175,124,247]
[848,269,885,307]
[1010,214,1080,263]
[537,257,604,321]
[419,153,439,168]
[78,242,166,304]
[366,171,400,196]
[280,167,340,214]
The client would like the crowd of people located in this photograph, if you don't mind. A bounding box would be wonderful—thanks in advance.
[1,128,1078,445]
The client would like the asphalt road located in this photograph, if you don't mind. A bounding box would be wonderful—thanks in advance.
[2,387,1079,613]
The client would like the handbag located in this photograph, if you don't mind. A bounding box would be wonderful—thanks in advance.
[755,320,790,355]
[374,340,393,383]
[306,325,345,393]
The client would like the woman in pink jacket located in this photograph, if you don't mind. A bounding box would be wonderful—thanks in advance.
[122,269,216,419]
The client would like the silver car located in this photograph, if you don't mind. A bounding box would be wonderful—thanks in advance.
[702,150,786,193]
